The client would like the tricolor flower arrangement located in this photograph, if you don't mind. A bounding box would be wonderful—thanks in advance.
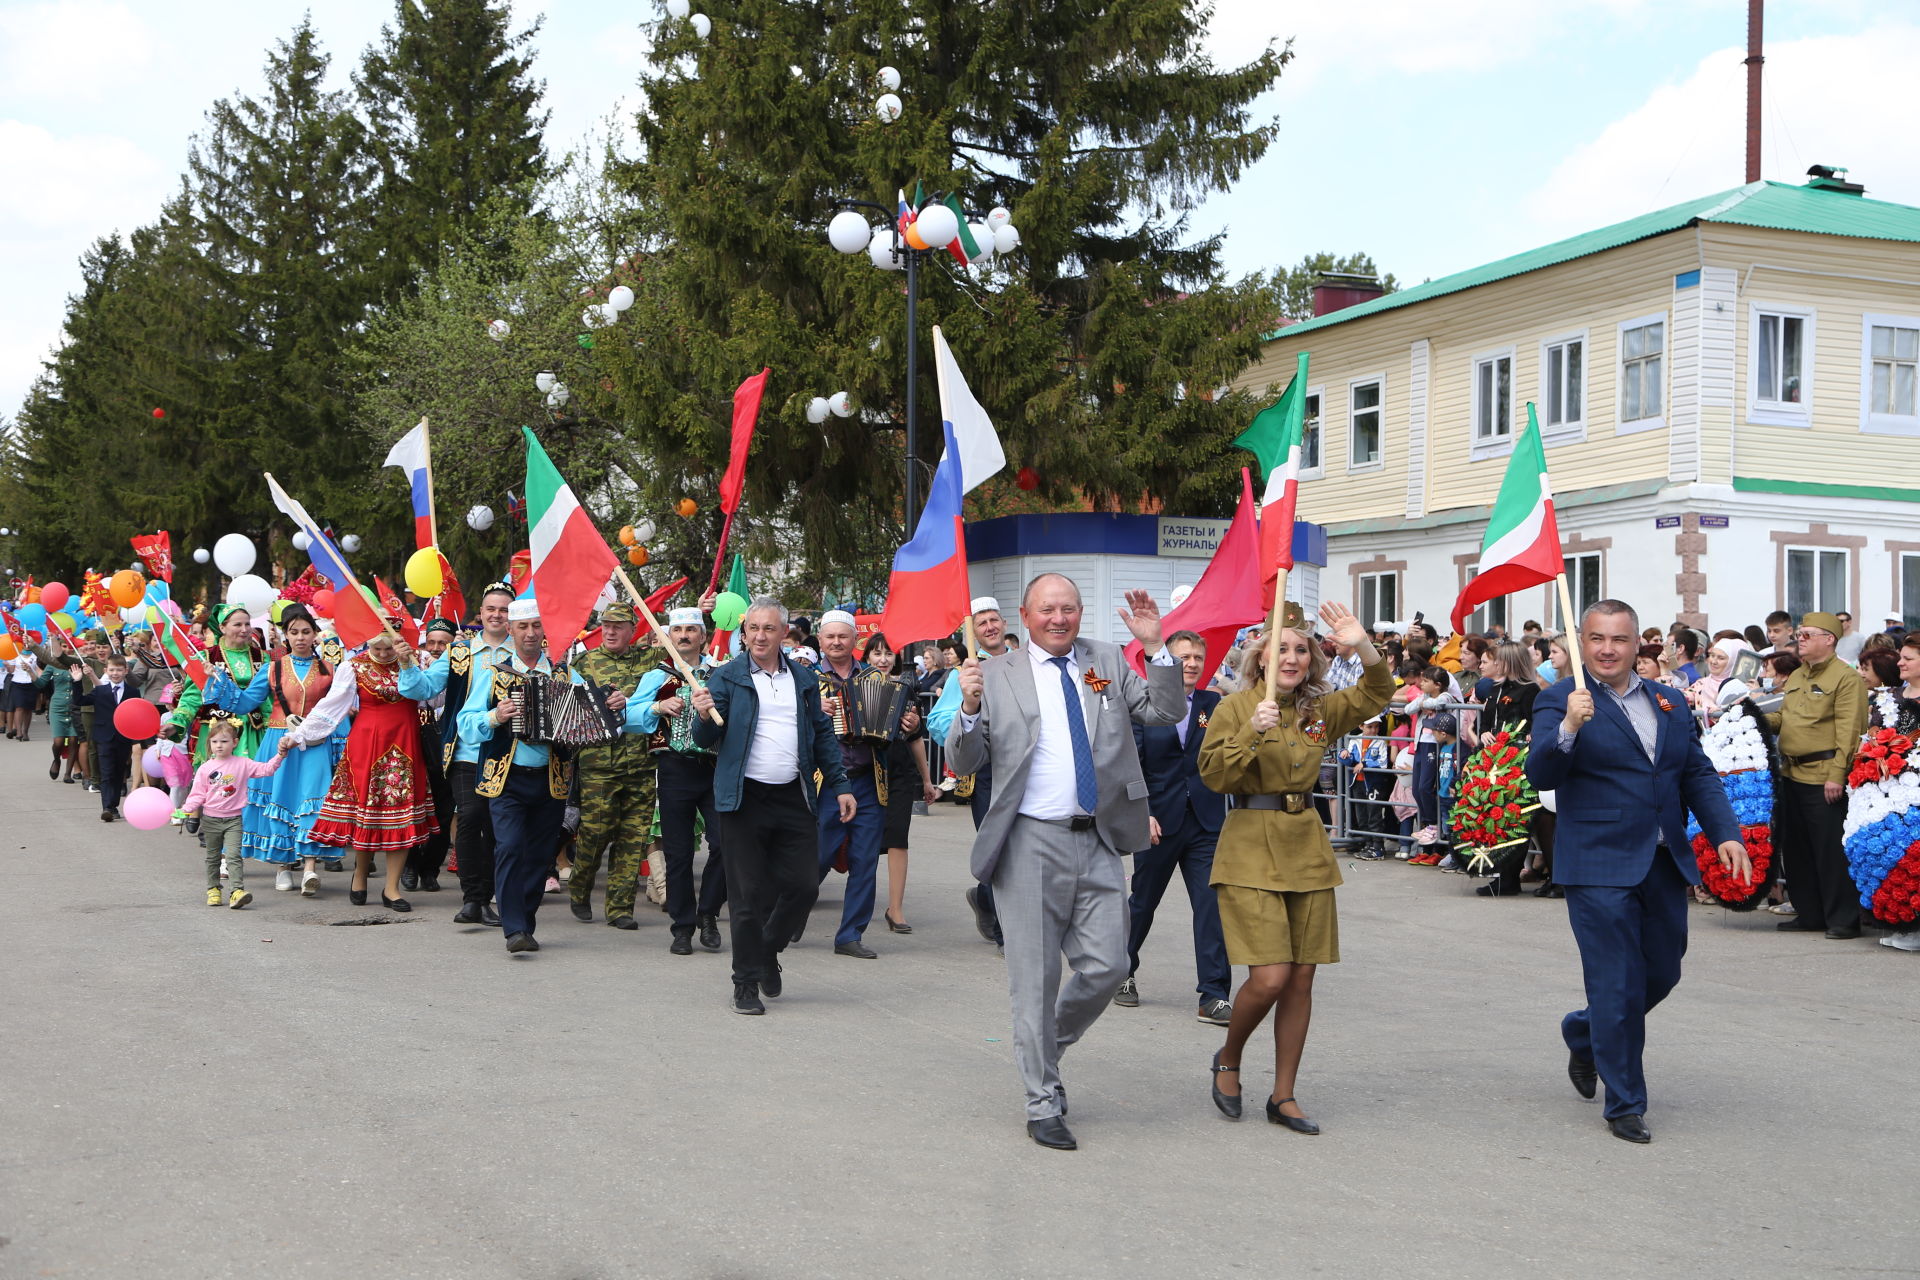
[1842,727,1920,932]
[1449,726,1539,873]
[1685,702,1775,909]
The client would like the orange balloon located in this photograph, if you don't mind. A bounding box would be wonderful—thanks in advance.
[676,499,697,518]
[23,586,41,604]
[0,636,16,661]
[110,569,146,609]
[618,525,637,546]
[903,222,930,251]
[626,545,650,566]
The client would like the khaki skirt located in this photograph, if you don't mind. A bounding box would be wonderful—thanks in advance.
[1217,884,1339,966]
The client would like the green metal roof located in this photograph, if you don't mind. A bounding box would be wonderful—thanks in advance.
[1269,180,1920,341]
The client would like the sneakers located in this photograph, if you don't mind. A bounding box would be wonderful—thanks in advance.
[732,982,766,1015]
[301,871,321,897]
[1113,976,1140,1007]
[275,869,295,892]
[1198,997,1233,1026]
[228,888,252,910]
[557,866,573,884]
[1882,933,1920,951]
[543,876,562,894]
[1436,853,1461,872]
[1409,850,1443,866]
[1414,825,1439,846]
[1765,901,1796,916]
[206,888,224,907]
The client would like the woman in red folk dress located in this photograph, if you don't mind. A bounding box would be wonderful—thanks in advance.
[284,631,439,913]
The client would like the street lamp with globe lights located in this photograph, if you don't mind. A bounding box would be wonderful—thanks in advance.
[825,193,1016,531]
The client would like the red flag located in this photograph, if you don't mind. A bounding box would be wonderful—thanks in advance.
[374,576,420,647]
[329,584,388,650]
[130,531,173,583]
[423,550,466,625]
[1123,469,1266,693]
[719,369,769,515]
[3,609,26,651]
[508,549,532,593]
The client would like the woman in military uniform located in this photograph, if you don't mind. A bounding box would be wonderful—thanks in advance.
[1197,600,1392,1133]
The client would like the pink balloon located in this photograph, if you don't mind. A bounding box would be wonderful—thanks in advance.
[161,600,182,618]
[123,787,176,831]
[41,581,70,612]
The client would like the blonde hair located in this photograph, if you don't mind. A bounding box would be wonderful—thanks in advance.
[1238,628,1331,717]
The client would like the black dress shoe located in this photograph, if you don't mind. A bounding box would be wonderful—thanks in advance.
[762,963,782,998]
[100,811,114,823]
[1027,1116,1077,1150]
[834,940,878,959]
[697,914,722,951]
[418,874,441,892]
[965,885,998,943]
[399,869,420,893]
[1211,1050,1243,1120]
[570,901,592,922]
[505,932,539,954]
[481,903,500,927]
[669,932,694,955]
[1776,919,1822,932]
[1568,1050,1599,1099]
[1265,1097,1320,1134]
[732,982,765,1015]
[608,914,638,930]
[1608,1114,1652,1143]
[1825,927,1862,940]
[884,910,913,934]
[324,858,345,873]
[349,887,368,906]
[1533,882,1560,898]
[381,894,412,913]
[453,901,483,924]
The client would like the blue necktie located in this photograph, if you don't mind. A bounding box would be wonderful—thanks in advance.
[1051,656,1098,814]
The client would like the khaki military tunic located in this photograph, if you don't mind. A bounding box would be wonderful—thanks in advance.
[1765,655,1868,786]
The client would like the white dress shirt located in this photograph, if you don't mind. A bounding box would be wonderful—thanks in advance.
[1017,643,1095,821]
[743,660,801,784]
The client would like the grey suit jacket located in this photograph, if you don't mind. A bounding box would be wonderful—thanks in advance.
[946,637,1186,883]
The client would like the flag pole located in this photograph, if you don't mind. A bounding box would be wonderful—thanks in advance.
[1553,573,1588,692]
[1262,568,1291,703]
[612,566,723,725]
[418,417,439,547]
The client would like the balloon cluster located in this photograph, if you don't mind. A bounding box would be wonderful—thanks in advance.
[805,392,854,424]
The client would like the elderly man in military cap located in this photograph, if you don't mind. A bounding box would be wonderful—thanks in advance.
[569,598,666,930]
[1765,610,1870,939]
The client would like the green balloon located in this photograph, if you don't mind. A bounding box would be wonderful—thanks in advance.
[576,333,595,349]
[710,591,748,631]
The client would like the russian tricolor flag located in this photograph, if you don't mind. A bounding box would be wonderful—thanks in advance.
[383,419,435,549]
[878,327,1004,645]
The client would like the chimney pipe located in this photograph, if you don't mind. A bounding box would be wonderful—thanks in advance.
[1744,0,1764,184]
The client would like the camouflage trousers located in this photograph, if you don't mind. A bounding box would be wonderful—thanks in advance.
[571,762,658,920]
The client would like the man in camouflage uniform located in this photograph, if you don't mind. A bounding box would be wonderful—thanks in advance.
[570,600,665,929]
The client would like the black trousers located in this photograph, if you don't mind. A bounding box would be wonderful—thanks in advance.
[492,766,564,939]
[408,743,453,878]
[719,778,818,985]
[95,738,131,812]
[1777,778,1856,932]
[448,761,496,905]
[658,752,728,933]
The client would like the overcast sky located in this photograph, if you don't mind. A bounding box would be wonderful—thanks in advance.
[2,0,1913,421]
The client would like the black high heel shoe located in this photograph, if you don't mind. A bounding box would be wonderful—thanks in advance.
[349,886,368,906]
[884,911,912,934]
[1211,1050,1243,1119]
[1266,1097,1320,1135]
[382,894,412,913]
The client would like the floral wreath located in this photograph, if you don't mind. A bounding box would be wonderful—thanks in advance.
[1843,726,1920,933]
[1449,725,1540,874]
[1685,701,1776,910]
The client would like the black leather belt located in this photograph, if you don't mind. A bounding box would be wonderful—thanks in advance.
[1241,793,1312,813]
[1787,749,1836,766]
[1030,814,1097,831]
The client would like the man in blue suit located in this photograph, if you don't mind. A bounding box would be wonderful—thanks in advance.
[1527,599,1749,1144]
[1113,630,1232,1025]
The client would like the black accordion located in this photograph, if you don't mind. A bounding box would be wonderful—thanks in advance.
[509,671,625,749]
[833,671,911,745]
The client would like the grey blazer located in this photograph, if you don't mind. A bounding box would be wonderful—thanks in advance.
[946,637,1186,883]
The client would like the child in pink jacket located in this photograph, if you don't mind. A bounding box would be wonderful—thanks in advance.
[183,723,289,909]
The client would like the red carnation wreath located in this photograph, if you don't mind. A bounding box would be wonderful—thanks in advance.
[1449,727,1540,873]
[1691,823,1773,910]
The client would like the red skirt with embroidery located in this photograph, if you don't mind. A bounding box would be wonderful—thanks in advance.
[308,696,440,852]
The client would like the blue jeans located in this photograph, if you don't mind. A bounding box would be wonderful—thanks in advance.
[816,770,885,944]
[1412,743,1438,827]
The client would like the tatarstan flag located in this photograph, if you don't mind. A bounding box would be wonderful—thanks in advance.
[1233,351,1308,604]
[523,426,619,666]
[1451,402,1563,635]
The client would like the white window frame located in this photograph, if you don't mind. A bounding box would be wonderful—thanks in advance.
[1470,347,1516,460]
[1860,312,1920,437]
[1346,374,1385,474]
[1357,570,1399,630]
[1550,553,1604,630]
[1300,384,1326,480]
[1616,312,1668,436]
[1538,329,1588,444]
[1747,302,1815,428]
[1783,545,1850,619]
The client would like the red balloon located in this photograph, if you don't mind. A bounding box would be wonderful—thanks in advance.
[1016,466,1039,491]
[151,407,166,419]
[311,589,335,617]
[40,581,70,612]
[113,698,161,742]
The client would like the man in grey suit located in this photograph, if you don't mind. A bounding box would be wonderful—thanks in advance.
[948,572,1186,1150]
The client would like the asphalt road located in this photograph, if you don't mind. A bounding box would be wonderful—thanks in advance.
[2,743,1915,1279]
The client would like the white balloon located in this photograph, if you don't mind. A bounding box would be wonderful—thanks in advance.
[828,209,871,255]
[986,206,1011,230]
[874,92,902,123]
[339,534,362,554]
[193,548,211,565]
[487,318,511,341]
[120,605,145,625]
[608,284,636,311]
[1170,584,1194,607]
[536,371,556,393]
[966,223,993,263]
[912,202,958,249]
[828,391,853,418]
[690,12,710,37]
[225,573,275,617]
[212,533,256,577]
[548,383,571,408]
[806,397,831,424]
[993,223,1021,254]
[467,504,496,532]
[666,0,689,17]
[632,519,657,544]
[583,306,609,329]
[877,65,901,91]
[868,226,901,271]
[291,531,311,552]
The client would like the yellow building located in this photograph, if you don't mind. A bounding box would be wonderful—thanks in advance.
[1236,170,1920,636]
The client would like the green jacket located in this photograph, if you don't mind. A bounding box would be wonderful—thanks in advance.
[1765,654,1869,785]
